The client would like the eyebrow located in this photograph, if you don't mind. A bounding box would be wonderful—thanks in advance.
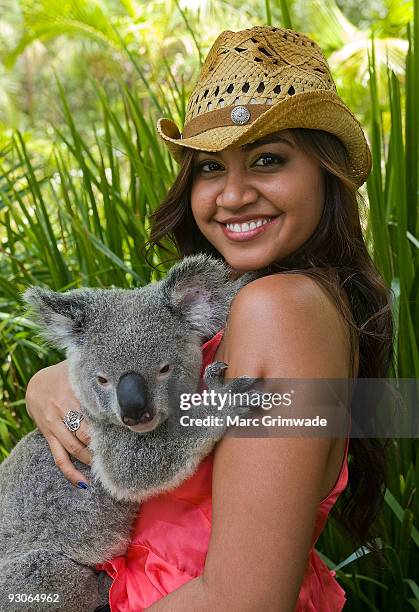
[242,135,294,151]
[196,135,294,158]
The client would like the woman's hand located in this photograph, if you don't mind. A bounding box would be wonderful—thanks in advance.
[25,360,92,487]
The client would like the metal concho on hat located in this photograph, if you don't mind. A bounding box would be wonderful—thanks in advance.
[230,106,251,125]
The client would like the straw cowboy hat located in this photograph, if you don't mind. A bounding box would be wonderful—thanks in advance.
[157,25,372,187]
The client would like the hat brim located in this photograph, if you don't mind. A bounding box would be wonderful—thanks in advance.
[156,90,371,187]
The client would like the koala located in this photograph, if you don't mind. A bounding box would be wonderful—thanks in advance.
[0,254,262,612]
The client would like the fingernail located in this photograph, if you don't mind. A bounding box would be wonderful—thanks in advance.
[77,481,88,489]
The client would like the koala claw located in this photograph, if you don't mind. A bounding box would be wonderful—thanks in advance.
[203,361,228,385]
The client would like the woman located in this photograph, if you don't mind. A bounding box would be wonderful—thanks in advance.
[25,26,393,610]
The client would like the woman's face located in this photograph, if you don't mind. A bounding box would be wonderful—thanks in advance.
[190,130,325,272]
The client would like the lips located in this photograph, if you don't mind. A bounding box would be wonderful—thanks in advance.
[219,215,282,242]
[224,217,274,232]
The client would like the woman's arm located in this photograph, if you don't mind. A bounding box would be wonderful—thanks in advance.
[25,360,92,485]
[149,273,350,611]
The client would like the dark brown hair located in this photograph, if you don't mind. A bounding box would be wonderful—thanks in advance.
[142,128,394,559]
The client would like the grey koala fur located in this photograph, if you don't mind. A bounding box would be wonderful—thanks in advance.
[0,254,263,612]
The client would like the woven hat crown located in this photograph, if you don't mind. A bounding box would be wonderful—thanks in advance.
[185,26,336,129]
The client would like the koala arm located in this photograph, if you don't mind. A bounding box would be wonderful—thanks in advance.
[147,274,349,611]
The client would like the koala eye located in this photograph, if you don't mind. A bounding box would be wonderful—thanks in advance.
[97,375,109,385]
[159,363,171,374]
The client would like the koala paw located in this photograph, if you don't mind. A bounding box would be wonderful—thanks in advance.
[204,361,228,388]
[204,362,262,395]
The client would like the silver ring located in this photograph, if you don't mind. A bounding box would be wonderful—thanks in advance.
[63,410,84,433]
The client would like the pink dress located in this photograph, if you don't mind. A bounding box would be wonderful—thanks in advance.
[97,330,349,611]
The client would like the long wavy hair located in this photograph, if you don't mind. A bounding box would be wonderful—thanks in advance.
[142,128,394,559]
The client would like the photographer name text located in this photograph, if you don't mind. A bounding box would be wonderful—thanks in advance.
[179,415,328,428]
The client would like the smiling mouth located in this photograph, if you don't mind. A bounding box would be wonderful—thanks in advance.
[219,215,282,241]
[225,217,278,232]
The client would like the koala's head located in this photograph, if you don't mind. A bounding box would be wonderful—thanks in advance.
[24,254,255,433]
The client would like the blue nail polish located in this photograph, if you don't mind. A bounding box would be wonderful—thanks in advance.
[77,481,88,489]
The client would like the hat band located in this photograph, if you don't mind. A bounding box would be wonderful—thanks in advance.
[182,104,269,139]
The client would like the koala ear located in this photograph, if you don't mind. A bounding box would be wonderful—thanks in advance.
[160,253,236,337]
[22,287,92,351]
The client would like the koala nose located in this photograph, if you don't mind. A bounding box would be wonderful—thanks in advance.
[117,372,153,426]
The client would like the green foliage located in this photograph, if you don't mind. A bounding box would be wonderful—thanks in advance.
[0,75,178,452]
[0,0,418,609]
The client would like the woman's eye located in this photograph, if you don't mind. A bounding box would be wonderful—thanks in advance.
[254,153,284,167]
[197,160,222,173]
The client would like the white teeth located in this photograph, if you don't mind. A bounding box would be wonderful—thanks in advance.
[226,217,272,233]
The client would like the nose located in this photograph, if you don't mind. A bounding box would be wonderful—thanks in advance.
[216,168,259,210]
[116,372,153,426]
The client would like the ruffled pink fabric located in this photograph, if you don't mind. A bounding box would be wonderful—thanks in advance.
[97,329,349,611]
[98,453,213,611]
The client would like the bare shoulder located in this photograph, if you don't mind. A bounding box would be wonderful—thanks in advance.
[233,271,341,317]
[221,272,351,379]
